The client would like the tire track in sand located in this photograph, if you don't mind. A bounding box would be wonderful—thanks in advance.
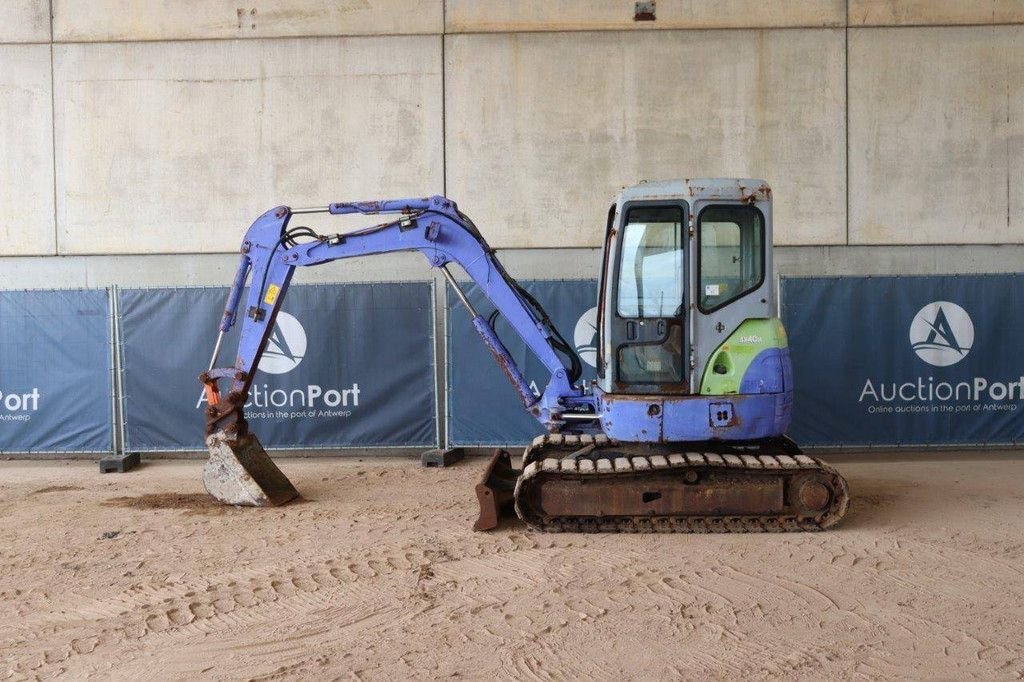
[1,532,540,678]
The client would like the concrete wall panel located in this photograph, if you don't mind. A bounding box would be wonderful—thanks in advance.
[0,45,55,256]
[445,30,846,248]
[850,1,1024,26]
[849,26,1024,245]
[52,0,442,42]
[54,36,443,255]
[446,0,845,31]
[0,1,50,43]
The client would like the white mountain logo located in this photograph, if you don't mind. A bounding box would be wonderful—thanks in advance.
[574,306,599,368]
[909,301,973,368]
[259,311,307,374]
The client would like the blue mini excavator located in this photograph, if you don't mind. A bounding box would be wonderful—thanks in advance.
[200,180,849,532]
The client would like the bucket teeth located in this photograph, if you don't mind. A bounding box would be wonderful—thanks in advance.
[204,431,299,507]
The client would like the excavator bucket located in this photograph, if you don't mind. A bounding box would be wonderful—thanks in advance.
[204,431,299,506]
[473,449,521,531]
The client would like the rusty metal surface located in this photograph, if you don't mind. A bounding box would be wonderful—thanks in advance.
[202,391,249,439]
[473,450,520,531]
[739,183,772,204]
[470,316,538,409]
[611,380,691,395]
[797,480,831,511]
[538,474,783,517]
[489,343,536,408]
[513,435,850,533]
[200,362,254,440]
[634,1,656,21]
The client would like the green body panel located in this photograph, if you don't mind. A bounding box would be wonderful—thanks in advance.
[698,318,788,395]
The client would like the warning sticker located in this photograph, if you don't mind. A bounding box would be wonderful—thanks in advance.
[264,284,280,305]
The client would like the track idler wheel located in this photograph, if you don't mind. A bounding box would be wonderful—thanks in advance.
[797,479,832,512]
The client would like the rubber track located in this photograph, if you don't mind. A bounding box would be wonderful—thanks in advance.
[514,434,850,533]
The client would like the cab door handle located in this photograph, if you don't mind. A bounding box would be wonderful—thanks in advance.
[626,321,637,340]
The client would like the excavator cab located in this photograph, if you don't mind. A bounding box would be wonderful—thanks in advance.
[592,180,785,442]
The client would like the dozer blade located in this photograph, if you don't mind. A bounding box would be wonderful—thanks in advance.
[473,449,520,531]
[204,431,299,506]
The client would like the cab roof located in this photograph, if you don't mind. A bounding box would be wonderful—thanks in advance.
[615,178,771,205]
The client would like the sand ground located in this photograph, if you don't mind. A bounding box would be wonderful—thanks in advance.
[1,454,1023,680]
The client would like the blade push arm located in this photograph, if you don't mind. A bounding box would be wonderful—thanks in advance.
[201,195,587,439]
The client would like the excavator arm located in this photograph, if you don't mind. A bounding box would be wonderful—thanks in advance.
[199,195,594,506]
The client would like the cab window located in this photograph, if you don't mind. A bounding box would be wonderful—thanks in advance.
[616,207,684,318]
[698,206,764,312]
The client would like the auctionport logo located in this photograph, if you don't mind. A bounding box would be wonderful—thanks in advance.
[259,311,306,374]
[0,388,40,422]
[909,301,974,367]
[860,299,1018,413]
[574,306,599,368]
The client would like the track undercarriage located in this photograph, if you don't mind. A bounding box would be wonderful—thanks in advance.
[476,434,850,533]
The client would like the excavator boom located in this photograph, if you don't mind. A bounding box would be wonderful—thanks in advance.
[200,196,594,508]
[202,196,587,441]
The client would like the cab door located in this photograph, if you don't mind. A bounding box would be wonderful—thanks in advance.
[607,202,689,394]
[691,201,771,385]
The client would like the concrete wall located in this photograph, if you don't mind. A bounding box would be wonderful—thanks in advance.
[53,36,443,254]
[445,0,847,30]
[849,1,1024,26]
[446,29,845,247]
[849,25,1024,245]
[1,1,1023,281]
[0,1,50,43]
[52,1,443,41]
[0,45,54,255]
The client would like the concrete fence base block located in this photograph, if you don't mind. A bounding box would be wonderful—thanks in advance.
[420,448,466,468]
[99,452,140,473]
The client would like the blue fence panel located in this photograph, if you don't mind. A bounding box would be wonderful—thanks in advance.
[0,289,113,453]
[782,274,1024,447]
[447,279,598,446]
[119,282,437,450]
